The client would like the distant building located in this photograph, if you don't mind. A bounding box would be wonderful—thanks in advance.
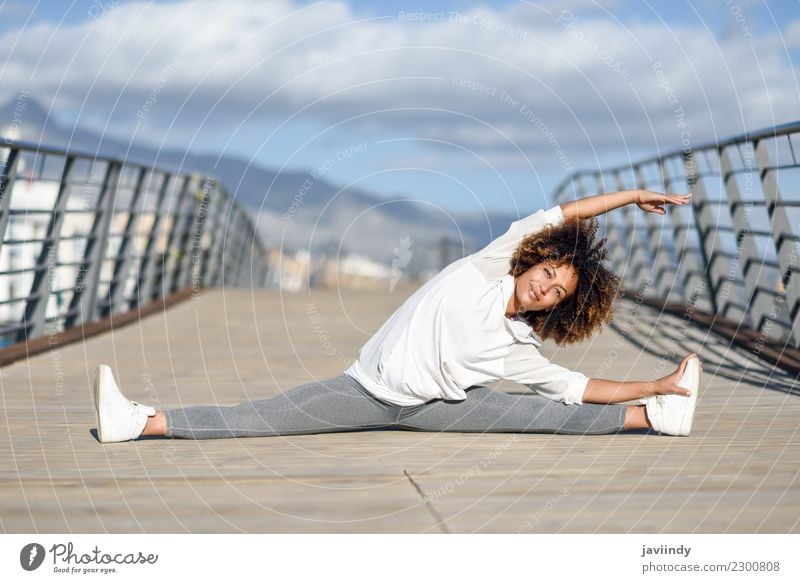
[263,247,403,293]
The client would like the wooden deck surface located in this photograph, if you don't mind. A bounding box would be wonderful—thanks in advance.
[1,285,798,533]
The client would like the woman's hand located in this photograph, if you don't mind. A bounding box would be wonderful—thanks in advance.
[560,189,691,222]
[643,353,699,398]
[635,190,692,215]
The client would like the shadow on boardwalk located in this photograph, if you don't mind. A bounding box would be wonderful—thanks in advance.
[1,287,797,533]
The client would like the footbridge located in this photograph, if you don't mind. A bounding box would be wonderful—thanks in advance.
[1,125,798,533]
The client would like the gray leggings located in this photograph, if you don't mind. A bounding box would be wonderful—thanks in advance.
[164,374,628,439]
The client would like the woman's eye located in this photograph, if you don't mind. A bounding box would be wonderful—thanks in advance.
[545,269,551,277]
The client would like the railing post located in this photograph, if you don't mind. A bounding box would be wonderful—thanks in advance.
[682,151,721,314]
[20,156,77,340]
[224,208,239,288]
[254,241,266,288]
[158,175,192,298]
[172,177,204,293]
[241,217,256,288]
[574,174,587,199]
[211,195,234,288]
[612,170,650,292]
[103,166,148,317]
[590,172,630,284]
[236,211,251,288]
[755,139,800,346]
[186,176,214,293]
[689,149,745,322]
[588,173,620,274]
[631,165,669,298]
[65,161,121,329]
[202,182,226,288]
[130,172,171,309]
[241,214,256,288]
[719,146,762,330]
[657,158,684,302]
[240,216,253,288]
[0,149,20,255]
[229,209,246,288]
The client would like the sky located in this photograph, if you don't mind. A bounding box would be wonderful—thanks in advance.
[0,0,799,214]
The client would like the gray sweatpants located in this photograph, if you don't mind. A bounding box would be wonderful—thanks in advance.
[164,374,628,439]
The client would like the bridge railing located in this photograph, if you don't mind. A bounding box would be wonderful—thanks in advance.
[0,139,268,346]
[552,121,800,350]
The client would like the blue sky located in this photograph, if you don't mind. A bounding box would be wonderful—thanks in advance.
[1,0,798,214]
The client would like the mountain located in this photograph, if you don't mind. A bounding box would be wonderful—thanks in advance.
[0,96,520,274]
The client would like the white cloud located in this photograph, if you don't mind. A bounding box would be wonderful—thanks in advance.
[785,21,800,48]
[0,1,34,20]
[0,0,797,168]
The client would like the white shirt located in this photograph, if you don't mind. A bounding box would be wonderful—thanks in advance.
[344,205,588,406]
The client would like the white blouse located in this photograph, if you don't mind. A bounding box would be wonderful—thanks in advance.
[344,205,588,406]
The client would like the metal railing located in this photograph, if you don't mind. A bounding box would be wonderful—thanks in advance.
[0,138,268,346]
[552,121,800,349]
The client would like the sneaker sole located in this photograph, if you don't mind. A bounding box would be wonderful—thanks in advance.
[675,356,700,436]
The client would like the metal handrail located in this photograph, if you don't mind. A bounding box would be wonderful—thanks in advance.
[0,138,268,345]
[551,120,800,190]
[552,120,800,349]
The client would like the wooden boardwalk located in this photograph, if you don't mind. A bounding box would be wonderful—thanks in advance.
[1,285,798,533]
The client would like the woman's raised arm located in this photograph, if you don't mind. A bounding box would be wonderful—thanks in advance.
[559,189,691,222]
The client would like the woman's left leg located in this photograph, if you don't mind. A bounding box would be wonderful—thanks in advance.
[160,375,399,439]
[397,386,628,435]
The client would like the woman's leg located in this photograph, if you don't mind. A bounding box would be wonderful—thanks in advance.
[625,404,650,430]
[156,375,400,439]
[397,386,628,435]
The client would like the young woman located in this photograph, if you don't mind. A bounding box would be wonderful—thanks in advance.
[93,189,701,444]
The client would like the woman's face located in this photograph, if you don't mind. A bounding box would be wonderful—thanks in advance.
[513,262,578,313]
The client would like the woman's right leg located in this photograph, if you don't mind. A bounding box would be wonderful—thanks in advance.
[155,375,399,439]
[397,386,628,435]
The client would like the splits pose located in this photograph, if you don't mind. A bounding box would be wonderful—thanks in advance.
[93,189,701,444]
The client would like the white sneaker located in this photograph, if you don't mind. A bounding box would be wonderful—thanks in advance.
[93,364,156,443]
[644,356,700,436]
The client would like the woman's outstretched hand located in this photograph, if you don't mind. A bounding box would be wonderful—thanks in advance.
[635,190,692,215]
[582,352,701,404]
[644,353,698,397]
[559,189,691,222]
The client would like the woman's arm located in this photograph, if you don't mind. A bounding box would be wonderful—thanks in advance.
[559,189,691,221]
[581,353,697,404]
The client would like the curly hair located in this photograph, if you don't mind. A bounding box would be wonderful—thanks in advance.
[508,217,621,345]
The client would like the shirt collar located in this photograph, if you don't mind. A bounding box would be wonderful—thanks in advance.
[500,274,543,347]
